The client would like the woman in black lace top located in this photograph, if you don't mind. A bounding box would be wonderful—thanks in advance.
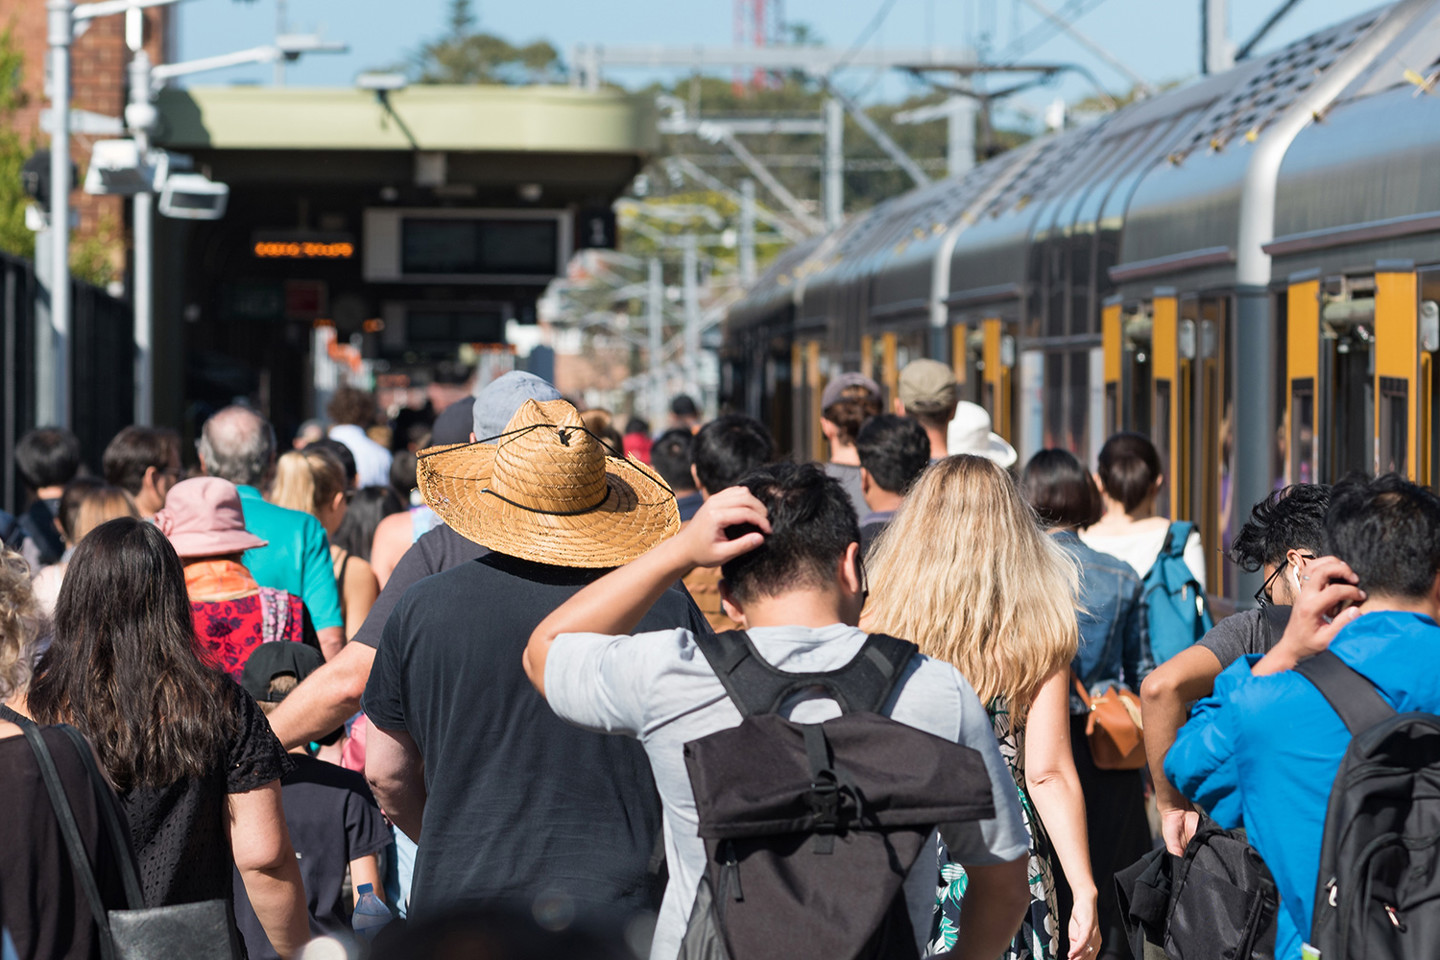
[27,518,310,958]
[1,546,132,960]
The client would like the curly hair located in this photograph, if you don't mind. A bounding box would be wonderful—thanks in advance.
[0,547,39,703]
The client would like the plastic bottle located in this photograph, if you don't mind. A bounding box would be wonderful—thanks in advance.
[352,883,393,942]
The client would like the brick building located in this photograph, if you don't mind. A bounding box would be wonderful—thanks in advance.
[1,1,170,283]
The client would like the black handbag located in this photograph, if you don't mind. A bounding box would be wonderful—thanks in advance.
[23,722,245,960]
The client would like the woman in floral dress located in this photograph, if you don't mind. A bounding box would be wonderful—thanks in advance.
[864,455,1101,960]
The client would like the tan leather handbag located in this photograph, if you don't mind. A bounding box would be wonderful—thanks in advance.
[1074,675,1147,770]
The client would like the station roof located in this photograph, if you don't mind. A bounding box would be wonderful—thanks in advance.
[156,84,659,155]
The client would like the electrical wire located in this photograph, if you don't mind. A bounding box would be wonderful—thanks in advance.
[997,0,1112,64]
[833,0,901,72]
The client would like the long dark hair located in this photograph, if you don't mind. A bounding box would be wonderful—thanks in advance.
[333,486,405,561]
[29,517,235,791]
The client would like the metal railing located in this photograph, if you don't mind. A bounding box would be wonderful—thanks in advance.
[1,251,133,515]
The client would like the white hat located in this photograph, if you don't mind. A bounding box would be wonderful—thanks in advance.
[947,401,1018,468]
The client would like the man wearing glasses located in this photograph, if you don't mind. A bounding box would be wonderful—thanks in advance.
[1139,483,1330,856]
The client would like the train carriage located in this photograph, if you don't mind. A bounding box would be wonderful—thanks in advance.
[722,0,1440,607]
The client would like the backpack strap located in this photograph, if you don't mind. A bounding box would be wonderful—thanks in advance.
[695,630,917,717]
[1162,521,1194,559]
[1293,650,1395,735]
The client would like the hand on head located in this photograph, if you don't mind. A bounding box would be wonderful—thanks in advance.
[1280,555,1366,658]
[677,486,770,569]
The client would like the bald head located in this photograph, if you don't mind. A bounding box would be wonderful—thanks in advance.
[199,406,277,487]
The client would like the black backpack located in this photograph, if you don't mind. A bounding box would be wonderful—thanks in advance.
[677,630,998,960]
[1115,817,1278,960]
[1294,650,1440,960]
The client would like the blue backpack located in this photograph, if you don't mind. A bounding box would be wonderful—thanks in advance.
[1142,521,1212,664]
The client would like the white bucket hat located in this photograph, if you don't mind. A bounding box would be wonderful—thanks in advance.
[947,401,1018,468]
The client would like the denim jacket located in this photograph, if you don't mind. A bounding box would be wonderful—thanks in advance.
[1055,530,1153,714]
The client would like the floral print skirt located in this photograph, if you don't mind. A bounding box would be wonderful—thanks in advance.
[927,700,1060,960]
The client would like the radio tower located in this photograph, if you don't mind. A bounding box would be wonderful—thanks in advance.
[732,0,770,94]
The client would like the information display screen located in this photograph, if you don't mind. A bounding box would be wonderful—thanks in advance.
[400,218,559,276]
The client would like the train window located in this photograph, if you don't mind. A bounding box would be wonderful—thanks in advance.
[1290,377,1316,484]
[1378,376,1409,476]
[1069,351,1090,456]
[1044,353,1065,450]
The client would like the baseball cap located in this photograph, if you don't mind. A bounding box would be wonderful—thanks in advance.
[820,372,882,412]
[431,396,476,445]
[471,371,564,441]
[898,359,958,414]
[241,641,326,703]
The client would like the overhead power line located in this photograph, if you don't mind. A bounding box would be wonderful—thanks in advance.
[834,0,903,73]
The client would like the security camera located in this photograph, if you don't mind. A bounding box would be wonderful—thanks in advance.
[83,139,156,196]
[159,173,229,220]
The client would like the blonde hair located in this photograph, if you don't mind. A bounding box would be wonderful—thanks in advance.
[0,548,39,702]
[73,486,140,544]
[863,455,1080,726]
[269,448,347,517]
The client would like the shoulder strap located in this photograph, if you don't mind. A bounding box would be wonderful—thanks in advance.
[21,724,118,960]
[1162,521,1194,559]
[1293,650,1395,736]
[60,727,145,909]
[695,629,917,717]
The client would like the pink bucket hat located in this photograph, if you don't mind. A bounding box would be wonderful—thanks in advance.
[154,477,268,559]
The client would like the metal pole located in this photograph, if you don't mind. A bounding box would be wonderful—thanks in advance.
[824,97,843,230]
[647,257,665,427]
[274,0,286,85]
[46,0,72,428]
[682,235,701,402]
[1202,0,1234,74]
[947,97,976,178]
[739,178,757,286]
[128,45,154,425]
[33,228,54,428]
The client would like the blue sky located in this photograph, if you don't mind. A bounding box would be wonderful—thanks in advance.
[177,0,1389,125]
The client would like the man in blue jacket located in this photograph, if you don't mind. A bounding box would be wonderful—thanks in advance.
[1166,474,1440,960]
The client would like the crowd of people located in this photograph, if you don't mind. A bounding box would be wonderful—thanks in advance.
[1,359,1437,960]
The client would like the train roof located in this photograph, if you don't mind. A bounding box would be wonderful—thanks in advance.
[727,0,1440,334]
[1266,7,1440,277]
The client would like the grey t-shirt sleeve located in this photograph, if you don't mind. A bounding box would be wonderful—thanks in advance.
[546,628,693,737]
[1198,608,1273,670]
[934,673,1030,866]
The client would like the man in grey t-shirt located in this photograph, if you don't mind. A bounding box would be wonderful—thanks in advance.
[525,463,1031,960]
[1140,483,1330,856]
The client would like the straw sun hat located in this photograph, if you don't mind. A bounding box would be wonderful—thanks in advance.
[416,399,679,568]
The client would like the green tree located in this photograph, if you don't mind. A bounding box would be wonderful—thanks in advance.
[0,25,34,261]
[411,0,563,84]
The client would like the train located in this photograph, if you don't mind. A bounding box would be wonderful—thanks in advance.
[723,0,1440,608]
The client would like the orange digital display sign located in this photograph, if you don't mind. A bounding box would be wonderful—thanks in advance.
[253,240,355,260]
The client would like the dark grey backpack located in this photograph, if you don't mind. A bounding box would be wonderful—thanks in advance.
[677,630,998,960]
[1295,650,1440,960]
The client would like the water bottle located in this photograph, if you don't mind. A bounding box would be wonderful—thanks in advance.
[352,883,393,942]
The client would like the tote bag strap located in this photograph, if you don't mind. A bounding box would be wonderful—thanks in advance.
[21,723,118,960]
[59,726,145,909]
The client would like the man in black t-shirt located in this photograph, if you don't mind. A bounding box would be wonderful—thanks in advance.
[1139,483,1330,855]
[265,372,570,752]
[362,398,706,924]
